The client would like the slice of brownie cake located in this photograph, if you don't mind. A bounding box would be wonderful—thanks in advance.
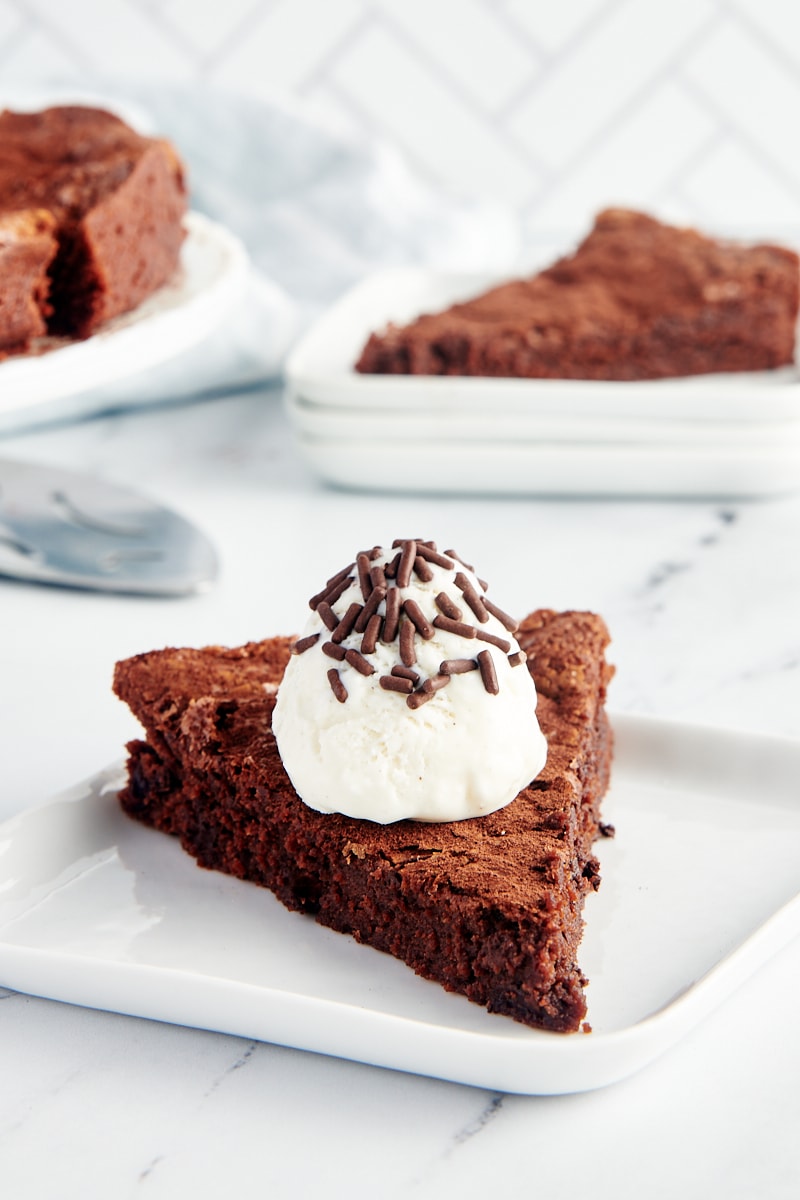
[356,208,799,380]
[114,593,613,1034]
[0,105,187,353]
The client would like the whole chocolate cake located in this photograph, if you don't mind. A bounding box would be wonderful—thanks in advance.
[356,209,799,381]
[114,541,614,1034]
[0,105,187,358]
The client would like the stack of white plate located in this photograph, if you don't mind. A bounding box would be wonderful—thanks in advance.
[285,267,800,498]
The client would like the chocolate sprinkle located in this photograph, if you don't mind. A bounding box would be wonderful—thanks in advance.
[476,629,512,653]
[326,562,355,588]
[440,658,478,675]
[477,649,500,695]
[327,668,347,703]
[369,563,387,592]
[382,588,401,642]
[331,601,362,644]
[412,555,434,583]
[399,617,417,666]
[508,650,526,667]
[345,648,375,676]
[397,540,417,588]
[384,551,400,579]
[445,549,474,572]
[322,641,346,661]
[421,673,450,694]
[484,597,518,632]
[391,665,420,684]
[355,585,387,633]
[455,572,489,623]
[356,552,372,600]
[380,674,414,694]
[310,572,352,612]
[403,598,434,640]
[407,689,434,710]
[317,601,338,632]
[435,592,463,621]
[433,614,477,639]
[415,545,455,569]
[360,614,382,655]
[292,633,320,655]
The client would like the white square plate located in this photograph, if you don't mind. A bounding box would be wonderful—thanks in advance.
[1,715,798,1094]
[284,269,800,497]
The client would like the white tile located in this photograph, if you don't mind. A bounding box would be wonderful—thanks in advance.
[9,0,795,238]
[211,0,364,98]
[525,81,717,232]
[0,27,83,82]
[728,0,800,71]
[161,0,264,58]
[680,138,800,228]
[372,0,537,112]
[0,2,23,42]
[638,196,710,230]
[23,0,194,78]
[330,25,538,203]
[683,18,800,191]
[505,0,608,56]
[507,0,714,170]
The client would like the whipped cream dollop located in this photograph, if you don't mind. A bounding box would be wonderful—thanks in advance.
[272,540,547,824]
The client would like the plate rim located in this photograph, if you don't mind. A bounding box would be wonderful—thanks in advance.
[290,433,800,499]
[1,711,798,1095]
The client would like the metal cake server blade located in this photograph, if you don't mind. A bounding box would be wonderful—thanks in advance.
[0,458,218,596]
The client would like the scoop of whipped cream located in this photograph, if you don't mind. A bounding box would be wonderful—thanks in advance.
[272,540,547,824]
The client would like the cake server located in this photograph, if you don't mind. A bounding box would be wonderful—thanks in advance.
[0,458,217,596]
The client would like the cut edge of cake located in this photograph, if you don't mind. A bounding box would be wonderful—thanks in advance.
[0,208,58,357]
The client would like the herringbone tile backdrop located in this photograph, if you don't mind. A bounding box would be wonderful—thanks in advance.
[1,0,798,238]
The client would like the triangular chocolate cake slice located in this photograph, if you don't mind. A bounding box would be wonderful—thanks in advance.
[114,606,613,1033]
[355,208,799,380]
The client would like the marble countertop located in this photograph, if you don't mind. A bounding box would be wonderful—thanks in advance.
[1,387,798,1198]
